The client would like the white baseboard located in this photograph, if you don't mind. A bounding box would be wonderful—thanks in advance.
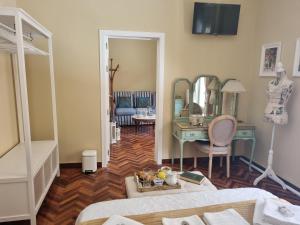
[240,157,300,197]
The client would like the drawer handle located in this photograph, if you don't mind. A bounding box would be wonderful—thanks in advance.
[242,131,248,135]
[190,133,195,136]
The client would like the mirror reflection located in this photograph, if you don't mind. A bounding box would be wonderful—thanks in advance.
[192,76,220,117]
[221,92,235,115]
[174,79,190,118]
[220,79,246,117]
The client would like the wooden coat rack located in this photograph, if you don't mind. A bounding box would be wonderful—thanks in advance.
[109,58,119,122]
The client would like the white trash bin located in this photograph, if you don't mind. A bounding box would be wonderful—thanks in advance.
[82,150,97,173]
[116,127,121,141]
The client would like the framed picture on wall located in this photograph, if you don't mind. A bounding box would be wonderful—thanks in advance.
[293,38,300,77]
[259,42,281,76]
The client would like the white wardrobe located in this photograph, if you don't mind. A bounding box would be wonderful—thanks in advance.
[0,7,59,225]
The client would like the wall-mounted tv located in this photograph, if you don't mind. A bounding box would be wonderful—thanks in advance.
[192,2,240,35]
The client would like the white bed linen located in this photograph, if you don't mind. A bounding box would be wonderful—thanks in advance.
[254,198,300,225]
[162,215,205,225]
[75,188,276,225]
[103,215,143,225]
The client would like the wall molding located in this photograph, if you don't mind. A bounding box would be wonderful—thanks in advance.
[240,156,300,197]
[60,162,102,169]
[163,156,300,197]
[59,157,300,197]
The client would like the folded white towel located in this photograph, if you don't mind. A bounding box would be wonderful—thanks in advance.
[263,198,300,225]
[253,198,271,225]
[103,215,144,225]
[203,208,250,225]
[162,215,205,225]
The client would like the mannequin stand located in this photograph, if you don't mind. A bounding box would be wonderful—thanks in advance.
[253,124,287,190]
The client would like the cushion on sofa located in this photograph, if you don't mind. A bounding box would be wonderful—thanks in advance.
[136,108,155,115]
[117,96,132,108]
[136,97,151,108]
[116,108,136,116]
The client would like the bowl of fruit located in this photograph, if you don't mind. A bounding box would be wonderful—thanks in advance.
[159,166,172,175]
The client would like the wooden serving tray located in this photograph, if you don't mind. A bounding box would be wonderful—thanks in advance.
[134,173,181,193]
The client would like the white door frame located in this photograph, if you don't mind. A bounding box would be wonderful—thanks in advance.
[99,30,165,167]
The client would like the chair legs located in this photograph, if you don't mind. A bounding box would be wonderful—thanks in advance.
[226,154,230,178]
[194,156,197,168]
[206,154,230,179]
[220,157,223,167]
[208,154,213,179]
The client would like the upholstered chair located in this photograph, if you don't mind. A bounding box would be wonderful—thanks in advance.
[194,115,237,179]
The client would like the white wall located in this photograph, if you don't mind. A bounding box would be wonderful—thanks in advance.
[0,54,19,157]
[248,0,300,187]
[109,39,156,92]
[0,0,16,6]
[16,0,258,163]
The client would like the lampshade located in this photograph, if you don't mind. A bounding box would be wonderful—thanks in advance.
[221,80,246,93]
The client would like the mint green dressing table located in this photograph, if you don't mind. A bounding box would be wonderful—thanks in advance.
[172,121,256,172]
[172,75,256,172]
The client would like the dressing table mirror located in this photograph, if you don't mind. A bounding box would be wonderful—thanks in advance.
[172,75,256,172]
[192,75,221,120]
[172,79,192,121]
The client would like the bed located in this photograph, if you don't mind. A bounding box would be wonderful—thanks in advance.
[76,188,276,225]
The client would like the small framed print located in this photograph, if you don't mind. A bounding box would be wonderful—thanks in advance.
[259,42,281,77]
[293,38,300,77]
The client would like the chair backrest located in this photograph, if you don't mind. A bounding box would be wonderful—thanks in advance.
[208,115,237,147]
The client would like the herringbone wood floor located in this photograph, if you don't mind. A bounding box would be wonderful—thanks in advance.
[3,126,300,225]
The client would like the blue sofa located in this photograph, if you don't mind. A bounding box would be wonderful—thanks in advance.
[113,91,156,126]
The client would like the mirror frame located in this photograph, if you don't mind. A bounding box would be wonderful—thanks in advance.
[172,78,192,121]
[172,76,240,123]
[192,75,221,119]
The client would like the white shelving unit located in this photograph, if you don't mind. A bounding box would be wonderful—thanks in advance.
[0,7,59,225]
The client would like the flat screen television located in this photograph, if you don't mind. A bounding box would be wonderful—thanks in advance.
[192,2,240,35]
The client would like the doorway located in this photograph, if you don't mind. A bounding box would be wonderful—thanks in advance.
[99,30,165,167]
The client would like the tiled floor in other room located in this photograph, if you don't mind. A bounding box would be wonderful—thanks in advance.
[4,126,300,225]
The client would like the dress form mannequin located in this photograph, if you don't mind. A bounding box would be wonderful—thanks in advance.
[264,62,293,124]
[254,62,294,189]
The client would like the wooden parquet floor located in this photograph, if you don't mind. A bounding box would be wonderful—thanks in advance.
[3,126,300,225]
